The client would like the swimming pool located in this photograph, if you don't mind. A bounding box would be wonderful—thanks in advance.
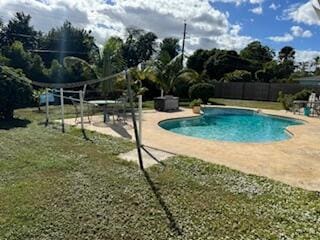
[159,108,303,143]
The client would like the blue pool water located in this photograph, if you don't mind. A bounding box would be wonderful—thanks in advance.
[159,108,303,143]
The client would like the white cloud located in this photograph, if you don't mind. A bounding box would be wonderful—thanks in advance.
[211,0,264,6]
[295,50,320,63]
[268,33,294,43]
[249,0,264,4]
[290,26,312,38]
[269,3,280,10]
[269,25,313,43]
[0,0,254,52]
[250,6,263,15]
[283,1,320,26]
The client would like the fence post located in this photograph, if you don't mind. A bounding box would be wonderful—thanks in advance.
[79,90,84,132]
[60,88,65,133]
[45,88,49,126]
[138,95,143,145]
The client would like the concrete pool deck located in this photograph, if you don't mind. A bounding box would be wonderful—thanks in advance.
[64,106,320,191]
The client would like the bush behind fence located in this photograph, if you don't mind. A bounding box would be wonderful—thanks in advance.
[213,82,320,102]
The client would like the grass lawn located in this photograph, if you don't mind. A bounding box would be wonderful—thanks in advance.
[0,107,319,239]
[209,98,284,110]
[143,98,283,110]
[143,100,191,109]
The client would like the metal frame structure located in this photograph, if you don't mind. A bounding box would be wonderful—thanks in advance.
[2,64,156,170]
[41,70,147,169]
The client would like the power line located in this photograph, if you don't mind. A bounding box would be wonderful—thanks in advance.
[30,49,89,55]
[7,33,87,42]
[0,64,128,89]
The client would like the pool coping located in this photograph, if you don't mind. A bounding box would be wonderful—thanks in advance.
[65,106,320,191]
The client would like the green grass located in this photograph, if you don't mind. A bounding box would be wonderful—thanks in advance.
[209,98,284,110]
[0,107,319,239]
[143,98,283,110]
[143,100,191,109]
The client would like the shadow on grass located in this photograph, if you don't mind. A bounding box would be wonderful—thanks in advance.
[81,129,94,142]
[142,169,183,236]
[0,118,31,130]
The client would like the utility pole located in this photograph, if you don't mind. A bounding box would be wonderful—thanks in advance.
[181,20,187,67]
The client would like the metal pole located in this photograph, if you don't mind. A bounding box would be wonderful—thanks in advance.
[181,21,187,66]
[60,88,65,133]
[45,88,49,126]
[79,90,84,132]
[126,70,144,170]
[138,95,143,145]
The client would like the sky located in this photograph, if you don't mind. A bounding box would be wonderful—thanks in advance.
[0,0,319,62]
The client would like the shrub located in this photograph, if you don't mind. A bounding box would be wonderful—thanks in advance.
[277,92,294,110]
[278,89,313,110]
[294,89,313,101]
[189,83,215,104]
[190,99,203,108]
[255,69,271,82]
[222,70,252,82]
[0,66,33,120]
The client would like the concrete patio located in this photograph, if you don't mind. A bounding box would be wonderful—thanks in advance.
[64,107,320,191]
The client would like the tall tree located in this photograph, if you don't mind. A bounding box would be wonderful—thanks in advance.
[3,41,48,82]
[0,18,4,48]
[0,66,33,120]
[279,46,295,62]
[40,21,99,66]
[99,37,124,97]
[101,37,124,74]
[240,41,275,64]
[204,50,252,80]
[1,12,39,50]
[122,28,157,67]
[159,38,180,62]
[147,55,199,96]
[186,49,212,74]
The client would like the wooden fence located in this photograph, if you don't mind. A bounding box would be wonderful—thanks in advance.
[213,82,320,101]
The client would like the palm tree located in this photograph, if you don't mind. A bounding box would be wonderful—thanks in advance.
[99,37,125,98]
[63,37,125,98]
[146,55,200,97]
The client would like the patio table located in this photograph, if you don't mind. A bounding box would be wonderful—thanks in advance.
[293,100,320,116]
[88,100,117,123]
[292,100,308,115]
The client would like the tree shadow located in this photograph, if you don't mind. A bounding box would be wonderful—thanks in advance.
[142,169,183,236]
[0,118,31,130]
[81,129,93,142]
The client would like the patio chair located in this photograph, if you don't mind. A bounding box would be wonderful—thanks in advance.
[70,98,93,124]
[307,93,319,116]
[314,102,320,117]
[112,97,128,124]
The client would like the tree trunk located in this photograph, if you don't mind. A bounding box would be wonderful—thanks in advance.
[3,109,14,120]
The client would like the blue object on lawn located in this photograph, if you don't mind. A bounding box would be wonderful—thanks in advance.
[39,93,55,105]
